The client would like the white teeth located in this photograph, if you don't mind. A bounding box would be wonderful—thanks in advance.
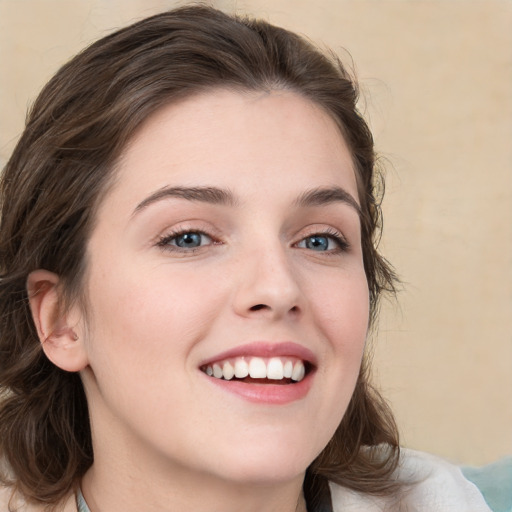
[291,361,305,382]
[249,357,267,378]
[204,356,308,382]
[266,357,284,380]
[234,359,249,378]
[213,363,223,379]
[222,361,234,380]
[283,360,293,378]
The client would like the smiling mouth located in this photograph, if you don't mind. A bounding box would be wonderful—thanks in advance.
[200,356,312,384]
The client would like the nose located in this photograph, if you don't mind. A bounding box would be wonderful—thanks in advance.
[232,245,303,320]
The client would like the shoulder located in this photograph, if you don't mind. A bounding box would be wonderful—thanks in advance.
[329,448,492,512]
[0,485,77,512]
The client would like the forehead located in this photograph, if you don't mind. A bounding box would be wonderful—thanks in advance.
[108,88,359,211]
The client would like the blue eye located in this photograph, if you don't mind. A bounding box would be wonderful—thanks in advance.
[174,232,203,248]
[305,235,329,251]
[297,232,348,252]
[158,231,212,250]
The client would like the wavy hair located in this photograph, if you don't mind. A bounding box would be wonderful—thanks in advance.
[0,5,399,509]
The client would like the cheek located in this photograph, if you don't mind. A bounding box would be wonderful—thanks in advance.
[312,268,369,353]
[83,262,227,378]
[80,265,231,442]
[300,269,369,451]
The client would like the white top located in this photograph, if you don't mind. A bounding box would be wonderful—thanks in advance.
[1,449,491,511]
[330,449,491,511]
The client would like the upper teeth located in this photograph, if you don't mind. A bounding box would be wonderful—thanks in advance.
[203,357,306,382]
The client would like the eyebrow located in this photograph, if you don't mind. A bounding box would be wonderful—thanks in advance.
[294,186,361,215]
[133,186,237,215]
[132,184,361,217]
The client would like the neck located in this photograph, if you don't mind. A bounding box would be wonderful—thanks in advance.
[82,464,307,512]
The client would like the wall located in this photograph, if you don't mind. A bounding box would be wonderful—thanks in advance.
[1,0,511,466]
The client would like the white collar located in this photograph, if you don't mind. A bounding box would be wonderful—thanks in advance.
[329,449,491,512]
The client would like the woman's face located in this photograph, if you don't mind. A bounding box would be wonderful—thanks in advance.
[80,89,369,486]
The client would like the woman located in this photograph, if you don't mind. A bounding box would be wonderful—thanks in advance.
[0,6,491,511]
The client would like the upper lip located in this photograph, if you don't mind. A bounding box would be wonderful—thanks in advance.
[199,341,317,367]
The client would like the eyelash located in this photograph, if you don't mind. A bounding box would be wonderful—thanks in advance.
[156,228,217,253]
[155,227,350,254]
[295,227,350,254]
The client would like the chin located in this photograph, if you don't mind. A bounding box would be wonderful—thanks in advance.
[216,458,310,486]
[203,433,321,486]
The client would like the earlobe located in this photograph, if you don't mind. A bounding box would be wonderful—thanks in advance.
[27,269,89,372]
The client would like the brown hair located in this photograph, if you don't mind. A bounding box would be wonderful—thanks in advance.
[0,5,399,509]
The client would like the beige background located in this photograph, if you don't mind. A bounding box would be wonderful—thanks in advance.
[1,0,510,466]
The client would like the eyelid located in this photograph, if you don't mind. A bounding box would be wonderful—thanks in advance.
[294,226,350,252]
[157,229,211,246]
[155,224,222,253]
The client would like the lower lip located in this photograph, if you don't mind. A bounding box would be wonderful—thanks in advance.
[203,372,314,404]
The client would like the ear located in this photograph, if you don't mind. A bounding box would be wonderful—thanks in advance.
[27,269,89,372]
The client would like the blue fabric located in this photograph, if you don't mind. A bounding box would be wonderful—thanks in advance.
[76,488,91,512]
[462,457,512,512]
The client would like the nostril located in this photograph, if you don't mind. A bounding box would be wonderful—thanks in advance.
[250,304,268,311]
[248,304,300,313]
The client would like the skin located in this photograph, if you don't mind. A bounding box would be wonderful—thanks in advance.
[29,89,369,512]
